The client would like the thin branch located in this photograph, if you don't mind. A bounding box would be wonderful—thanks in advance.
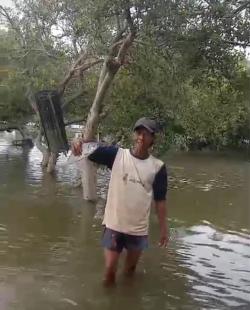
[57,52,87,95]
[97,39,124,89]
[74,59,104,72]
[58,56,102,96]
[223,40,250,47]
[38,45,58,59]
[116,4,136,64]
[62,89,87,108]
[14,48,58,59]
[115,9,122,33]
[51,33,68,40]
[0,5,25,47]
[124,6,136,34]
[232,1,250,16]
[112,25,128,44]
[109,39,124,59]
[64,118,85,126]
[100,109,109,121]
[117,32,135,64]
[25,86,38,114]
[134,39,148,46]
[97,6,136,91]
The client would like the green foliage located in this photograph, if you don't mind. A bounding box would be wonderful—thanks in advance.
[101,37,250,152]
[1,0,250,151]
[0,72,32,123]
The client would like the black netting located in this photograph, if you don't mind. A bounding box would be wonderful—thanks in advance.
[35,90,69,153]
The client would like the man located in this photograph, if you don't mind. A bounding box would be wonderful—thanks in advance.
[72,117,168,285]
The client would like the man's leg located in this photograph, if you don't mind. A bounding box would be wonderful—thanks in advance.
[102,228,123,286]
[123,234,148,277]
[124,250,142,277]
[103,249,120,286]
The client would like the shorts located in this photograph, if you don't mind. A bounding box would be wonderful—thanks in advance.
[102,227,148,253]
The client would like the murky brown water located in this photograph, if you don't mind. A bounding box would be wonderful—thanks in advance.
[0,133,250,310]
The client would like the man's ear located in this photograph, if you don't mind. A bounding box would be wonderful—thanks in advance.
[150,137,155,147]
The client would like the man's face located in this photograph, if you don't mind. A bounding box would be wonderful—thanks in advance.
[133,126,154,152]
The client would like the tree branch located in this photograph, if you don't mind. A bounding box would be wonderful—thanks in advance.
[97,6,136,92]
[223,40,250,47]
[117,32,136,64]
[115,9,122,33]
[0,5,25,47]
[62,89,87,108]
[25,86,38,114]
[232,1,250,16]
[64,118,85,126]
[58,53,103,96]
[124,6,136,34]
[112,25,128,44]
[74,59,104,72]
[57,52,87,96]
[13,48,58,59]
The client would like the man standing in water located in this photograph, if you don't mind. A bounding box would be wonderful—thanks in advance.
[72,117,168,285]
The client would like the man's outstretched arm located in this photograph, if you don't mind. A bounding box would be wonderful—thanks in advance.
[71,138,118,169]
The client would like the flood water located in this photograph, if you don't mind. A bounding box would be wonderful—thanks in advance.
[0,133,249,310]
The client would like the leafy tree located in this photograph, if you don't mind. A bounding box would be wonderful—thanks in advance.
[1,0,250,199]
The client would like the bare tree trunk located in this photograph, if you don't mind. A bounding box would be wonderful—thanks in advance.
[35,130,58,172]
[47,152,58,173]
[80,158,97,201]
[80,65,117,200]
[80,31,135,200]
[41,149,50,167]
[35,131,48,166]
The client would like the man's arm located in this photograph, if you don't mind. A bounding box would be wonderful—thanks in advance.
[88,145,118,169]
[153,164,168,247]
[155,200,168,247]
[71,138,118,169]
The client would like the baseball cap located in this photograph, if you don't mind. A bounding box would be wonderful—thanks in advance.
[133,117,159,134]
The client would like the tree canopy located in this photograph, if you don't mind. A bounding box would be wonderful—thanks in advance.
[1,0,250,150]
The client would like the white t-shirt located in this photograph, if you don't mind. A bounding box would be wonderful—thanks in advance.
[103,148,164,235]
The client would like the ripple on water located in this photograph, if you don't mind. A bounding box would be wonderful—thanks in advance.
[176,223,250,307]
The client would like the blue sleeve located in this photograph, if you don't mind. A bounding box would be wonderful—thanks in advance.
[88,145,118,169]
[153,164,168,201]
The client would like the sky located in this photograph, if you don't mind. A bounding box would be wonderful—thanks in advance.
[0,0,14,6]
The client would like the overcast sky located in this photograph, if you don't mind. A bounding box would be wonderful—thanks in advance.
[0,0,14,7]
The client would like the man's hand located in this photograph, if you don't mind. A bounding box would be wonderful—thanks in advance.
[71,138,83,156]
[158,230,168,248]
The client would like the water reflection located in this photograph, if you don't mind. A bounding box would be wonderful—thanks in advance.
[178,223,250,308]
[26,146,79,186]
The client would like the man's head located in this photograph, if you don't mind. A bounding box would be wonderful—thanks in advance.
[132,117,159,154]
[133,117,159,135]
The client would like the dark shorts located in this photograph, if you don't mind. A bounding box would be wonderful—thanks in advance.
[102,227,148,253]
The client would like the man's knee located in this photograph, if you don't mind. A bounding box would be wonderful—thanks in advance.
[105,260,117,271]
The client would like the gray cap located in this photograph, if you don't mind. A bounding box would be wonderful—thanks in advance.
[133,117,159,134]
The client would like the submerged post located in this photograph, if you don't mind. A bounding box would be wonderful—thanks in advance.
[35,90,69,172]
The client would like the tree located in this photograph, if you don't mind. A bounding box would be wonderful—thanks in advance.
[0,1,103,173]
[1,0,250,200]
